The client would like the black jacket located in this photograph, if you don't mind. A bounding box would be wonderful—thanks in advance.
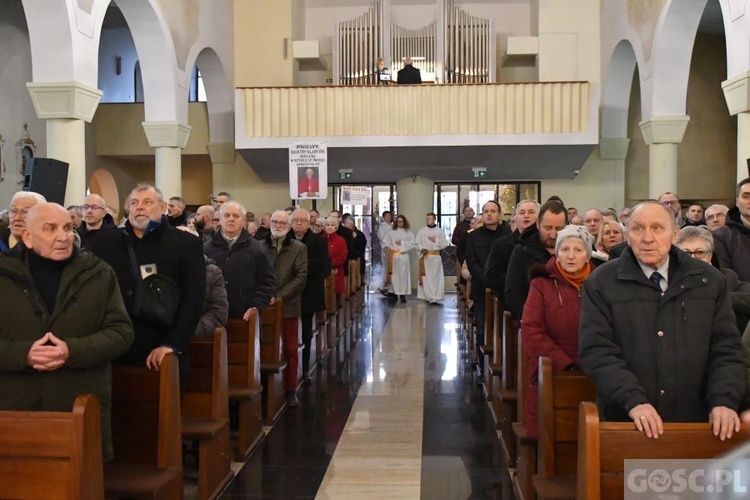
[713,207,750,281]
[504,225,553,319]
[483,230,521,307]
[464,222,511,303]
[452,219,472,264]
[90,217,206,365]
[204,229,275,319]
[299,229,331,315]
[397,64,422,84]
[77,214,117,250]
[167,212,188,227]
[579,247,745,422]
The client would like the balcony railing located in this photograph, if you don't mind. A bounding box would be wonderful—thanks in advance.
[238,82,590,138]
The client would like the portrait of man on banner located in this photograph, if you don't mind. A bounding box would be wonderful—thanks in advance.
[298,167,320,198]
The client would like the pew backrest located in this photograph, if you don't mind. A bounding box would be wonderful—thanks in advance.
[517,331,529,423]
[0,394,104,500]
[484,288,493,339]
[502,312,519,391]
[577,402,750,500]
[492,298,502,366]
[325,274,336,314]
[184,327,229,420]
[226,315,261,391]
[261,300,284,365]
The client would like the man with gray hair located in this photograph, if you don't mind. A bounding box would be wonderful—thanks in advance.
[705,204,730,232]
[167,196,188,227]
[579,201,745,440]
[262,210,308,406]
[1,191,46,251]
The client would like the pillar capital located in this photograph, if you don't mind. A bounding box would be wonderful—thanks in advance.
[722,71,750,116]
[26,81,102,122]
[142,121,191,149]
[207,142,236,164]
[599,137,630,161]
[638,116,690,145]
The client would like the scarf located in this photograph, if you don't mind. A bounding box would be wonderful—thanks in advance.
[555,260,592,290]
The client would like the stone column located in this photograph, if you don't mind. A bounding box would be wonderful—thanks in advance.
[395,176,434,291]
[599,137,629,208]
[208,142,237,206]
[26,81,102,206]
[142,121,191,197]
[722,72,750,182]
[639,116,690,198]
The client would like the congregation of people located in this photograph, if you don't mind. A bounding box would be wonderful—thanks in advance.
[1,175,750,470]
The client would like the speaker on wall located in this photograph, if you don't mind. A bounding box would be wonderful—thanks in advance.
[23,158,69,205]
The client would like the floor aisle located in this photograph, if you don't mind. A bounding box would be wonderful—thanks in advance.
[221,293,509,499]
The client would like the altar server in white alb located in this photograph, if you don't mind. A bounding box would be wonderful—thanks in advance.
[416,212,449,305]
[385,214,416,303]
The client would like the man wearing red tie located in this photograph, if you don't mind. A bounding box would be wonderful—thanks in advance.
[298,168,320,198]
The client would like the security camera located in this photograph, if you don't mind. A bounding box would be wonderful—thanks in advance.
[573,169,580,177]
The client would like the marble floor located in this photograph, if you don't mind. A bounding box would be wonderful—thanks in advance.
[220,293,509,499]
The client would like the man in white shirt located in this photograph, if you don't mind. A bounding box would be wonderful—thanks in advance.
[416,212,449,305]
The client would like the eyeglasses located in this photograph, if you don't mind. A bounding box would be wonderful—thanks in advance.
[681,248,710,259]
[660,200,680,207]
[291,218,308,224]
[270,220,289,227]
[83,204,104,211]
[9,208,30,217]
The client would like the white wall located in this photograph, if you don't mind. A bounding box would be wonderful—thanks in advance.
[98,27,139,103]
[0,2,46,207]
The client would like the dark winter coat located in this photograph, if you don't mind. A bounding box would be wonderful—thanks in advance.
[504,225,554,319]
[483,230,521,307]
[0,245,134,462]
[452,218,472,264]
[713,207,750,281]
[521,258,584,438]
[203,229,275,319]
[194,257,229,337]
[77,213,117,250]
[722,267,750,334]
[298,229,331,315]
[465,222,511,303]
[579,246,746,423]
[263,232,308,318]
[90,217,205,364]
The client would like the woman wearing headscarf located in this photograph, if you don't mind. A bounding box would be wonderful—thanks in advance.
[521,225,594,438]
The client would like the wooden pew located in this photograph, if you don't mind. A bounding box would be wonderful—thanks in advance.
[489,297,503,427]
[531,357,595,500]
[182,328,233,500]
[578,402,750,500]
[105,352,182,500]
[348,259,358,328]
[499,312,519,467]
[325,274,338,349]
[225,315,264,461]
[480,288,494,401]
[261,300,287,424]
[512,331,536,500]
[0,394,104,500]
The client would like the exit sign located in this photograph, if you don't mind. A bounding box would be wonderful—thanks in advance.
[339,169,353,180]
[473,168,487,178]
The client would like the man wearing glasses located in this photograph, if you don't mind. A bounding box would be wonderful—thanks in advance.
[1,191,46,251]
[658,192,683,226]
[78,193,116,249]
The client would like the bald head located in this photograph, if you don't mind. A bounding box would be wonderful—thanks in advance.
[83,193,107,229]
[22,203,75,261]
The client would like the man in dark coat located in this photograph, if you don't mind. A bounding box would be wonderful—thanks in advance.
[78,193,117,249]
[579,201,745,441]
[203,201,275,320]
[713,178,750,281]
[330,210,355,274]
[451,206,474,265]
[0,203,133,462]
[167,196,189,227]
[91,184,205,375]
[397,57,422,84]
[484,200,539,307]
[504,201,567,319]
[291,208,330,382]
[464,200,511,371]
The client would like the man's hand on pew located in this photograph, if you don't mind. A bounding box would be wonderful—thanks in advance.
[146,346,175,371]
[629,403,664,439]
[709,406,740,441]
[26,332,69,371]
[242,307,258,321]
[740,410,750,426]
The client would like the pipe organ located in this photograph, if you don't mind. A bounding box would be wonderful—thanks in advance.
[334,0,494,85]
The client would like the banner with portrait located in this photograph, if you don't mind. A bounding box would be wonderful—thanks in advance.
[289,142,328,200]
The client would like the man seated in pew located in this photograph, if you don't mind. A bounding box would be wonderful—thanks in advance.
[204,201,276,321]
[521,225,594,438]
[262,210,308,407]
[0,202,134,461]
[579,201,746,441]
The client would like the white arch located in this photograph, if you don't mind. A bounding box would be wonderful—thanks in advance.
[189,47,234,143]
[646,0,708,117]
[601,39,640,139]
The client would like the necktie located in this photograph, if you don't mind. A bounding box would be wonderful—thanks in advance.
[649,272,663,291]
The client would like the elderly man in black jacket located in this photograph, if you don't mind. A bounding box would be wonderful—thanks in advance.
[291,208,330,383]
[579,201,746,441]
[91,184,205,378]
[203,201,275,320]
